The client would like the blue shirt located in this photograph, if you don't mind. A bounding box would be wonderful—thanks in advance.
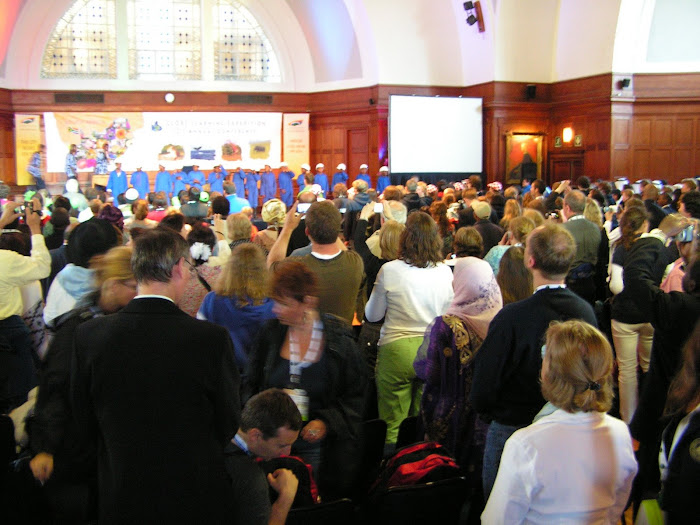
[155,170,172,195]
[313,173,329,194]
[260,170,276,203]
[28,152,42,178]
[186,170,205,190]
[377,175,390,194]
[355,173,372,188]
[278,170,295,207]
[245,172,261,207]
[208,170,225,194]
[107,169,128,196]
[130,170,150,199]
[226,194,252,214]
[171,171,187,196]
[331,171,348,190]
[232,169,246,196]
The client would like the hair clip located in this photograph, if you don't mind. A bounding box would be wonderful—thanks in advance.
[586,381,601,392]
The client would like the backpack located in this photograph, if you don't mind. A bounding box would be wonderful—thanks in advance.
[369,441,461,495]
[258,455,321,507]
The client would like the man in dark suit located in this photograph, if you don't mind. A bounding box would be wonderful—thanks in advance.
[470,223,597,499]
[71,228,240,524]
[472,200,504,256]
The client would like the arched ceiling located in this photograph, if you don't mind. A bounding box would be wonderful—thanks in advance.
[0,0,698,91]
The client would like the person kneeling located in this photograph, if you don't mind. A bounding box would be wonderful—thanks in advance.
[226,389,302,525]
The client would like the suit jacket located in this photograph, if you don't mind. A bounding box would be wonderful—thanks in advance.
[71,297,240,524]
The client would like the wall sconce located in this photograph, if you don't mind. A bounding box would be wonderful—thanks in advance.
[562,127,574,143]
[164,93,175,103]
[463,1,485,32]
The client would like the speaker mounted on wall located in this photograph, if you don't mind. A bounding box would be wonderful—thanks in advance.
[525,84,537,100]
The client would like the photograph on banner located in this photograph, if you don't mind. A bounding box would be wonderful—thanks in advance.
[44,112,283,173]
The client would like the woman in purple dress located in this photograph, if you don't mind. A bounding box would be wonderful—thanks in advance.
[414,256,502,477]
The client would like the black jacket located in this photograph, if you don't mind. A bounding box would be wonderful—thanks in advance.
[245,314,367,499]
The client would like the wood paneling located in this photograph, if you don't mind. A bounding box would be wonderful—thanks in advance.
[4,72,700,187]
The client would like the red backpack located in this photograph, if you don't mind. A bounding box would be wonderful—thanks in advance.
[369,441,461,495]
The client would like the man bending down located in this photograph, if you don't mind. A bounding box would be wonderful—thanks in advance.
[226,389,302,525]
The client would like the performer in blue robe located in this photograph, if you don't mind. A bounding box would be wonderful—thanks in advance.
[296,163,310,192]
[245,169,261,210]
[27,145,46,191]
[186,165,205,190]
[106,163,128,197]
[260,165,277,204]
[95,143,110,176]
[277,162,295,208]
[232,167,246,198]
[207,165,225,194]
[154,164,172,196]
[130,167,150,199]
[355,163,372,188]
[313,163,328,195]
[65,144,78,180]
[376,166,391,195]
[331,163,349,193]
[171,167,187,196]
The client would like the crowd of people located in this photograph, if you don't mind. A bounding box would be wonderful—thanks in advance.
[0,169,699,523]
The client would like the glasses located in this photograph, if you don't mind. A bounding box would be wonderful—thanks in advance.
[183,258,197,272]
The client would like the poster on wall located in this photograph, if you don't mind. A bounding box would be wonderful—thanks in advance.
[282,113,309,174]
[15,114,42,186]
[44,112,283,173]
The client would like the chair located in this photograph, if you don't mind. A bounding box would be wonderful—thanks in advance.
[286,498,355,525]
[366,476,469,525]
[353,419,387,500]
[395,415,419,449]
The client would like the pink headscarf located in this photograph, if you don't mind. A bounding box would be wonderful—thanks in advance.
[445,257,503,339]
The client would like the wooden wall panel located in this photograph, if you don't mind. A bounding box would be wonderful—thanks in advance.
[677,119,693,146]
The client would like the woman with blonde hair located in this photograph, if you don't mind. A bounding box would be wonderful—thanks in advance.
[29,246,138,518]
[124,199,157,231]
[499,198,521,230]
[483,320,637,523]
[197,243,275,373]
[484,215,535,275]
[253,198,286,254]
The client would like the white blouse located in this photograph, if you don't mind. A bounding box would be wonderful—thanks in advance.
[365,259,453,346]
[482,409,638,524]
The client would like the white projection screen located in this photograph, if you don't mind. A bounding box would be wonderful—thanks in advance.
[389,95,483,175]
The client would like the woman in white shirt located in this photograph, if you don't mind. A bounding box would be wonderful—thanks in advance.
[482,320,638,524]
[365,211,453,447]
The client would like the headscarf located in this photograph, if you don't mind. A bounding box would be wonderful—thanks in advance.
[445,256,502,339]
[97,204,125,231]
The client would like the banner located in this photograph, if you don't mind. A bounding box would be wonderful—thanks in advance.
[44,112,283,173]
[15,114,42,185]
[282,113,309,174]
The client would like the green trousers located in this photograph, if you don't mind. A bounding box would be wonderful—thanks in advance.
[375,336,424,444]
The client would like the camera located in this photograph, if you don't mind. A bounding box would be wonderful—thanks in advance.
[675,225,695,243]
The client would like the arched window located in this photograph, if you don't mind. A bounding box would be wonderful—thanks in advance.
[127,0,201,80]
[41,0,117,79]
[41,0,282,83]
[213,0,281,82]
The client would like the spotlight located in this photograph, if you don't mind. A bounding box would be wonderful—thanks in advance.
[617,78,631,89]
[467,14,477,25]
[463,1,474,9]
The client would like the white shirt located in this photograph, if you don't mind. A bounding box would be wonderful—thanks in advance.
[482,409,638,524]
[0,235,50,320]
[365,259,453,346]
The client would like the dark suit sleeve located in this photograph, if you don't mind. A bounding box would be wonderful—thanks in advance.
[623,237,670,326]
[314,331,367,441]
[69,327,98,448]
[215,332,241,444]
[470,310,512,416]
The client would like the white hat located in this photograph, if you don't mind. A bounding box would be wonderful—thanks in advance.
[360,164,368,170]
[315,163,324,169]
[279,161,288,167]
[337,163,346,171]
[379,166,389,173]
[301,163,311,171]
[125,188,140,201]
